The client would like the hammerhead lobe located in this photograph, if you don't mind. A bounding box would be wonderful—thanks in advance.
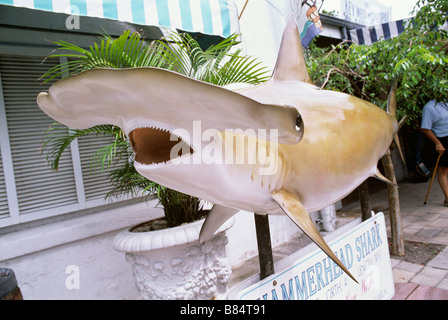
[37,15,398,284]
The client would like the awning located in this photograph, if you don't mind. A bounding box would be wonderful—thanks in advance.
[0,0,240,38]
[346,19,409,45]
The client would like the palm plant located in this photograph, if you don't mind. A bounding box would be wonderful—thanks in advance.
[41,30,270,227]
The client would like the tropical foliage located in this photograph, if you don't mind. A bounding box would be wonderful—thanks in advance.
[305,0,448,126]
[303,0,447,255]
[43,31,269,85]
[41,30,270,227]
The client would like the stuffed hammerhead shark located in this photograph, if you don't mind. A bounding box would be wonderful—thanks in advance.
[37,16,398,283]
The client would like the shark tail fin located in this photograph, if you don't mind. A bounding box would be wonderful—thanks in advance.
[272,189,358,284]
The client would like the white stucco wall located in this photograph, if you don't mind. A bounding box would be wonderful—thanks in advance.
[0,201,156,299]
[0,202,299,300]
[235,0,286,71]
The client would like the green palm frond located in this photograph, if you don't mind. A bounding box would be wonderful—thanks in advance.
[42,123,128,171]
[42,29,270,85]
[107,163,151,198]
[211,49,271,86]
[157,32,270,85]
[91,136,131,172]
[41,30,166,82]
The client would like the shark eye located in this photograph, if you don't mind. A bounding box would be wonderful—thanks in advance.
[295,113,303,132]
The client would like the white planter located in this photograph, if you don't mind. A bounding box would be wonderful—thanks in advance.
[113,217,234,300]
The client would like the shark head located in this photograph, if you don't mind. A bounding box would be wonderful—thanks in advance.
[37,67,304,170]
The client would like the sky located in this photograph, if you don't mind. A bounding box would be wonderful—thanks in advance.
[321,0,419,22]
[375,0,419,20]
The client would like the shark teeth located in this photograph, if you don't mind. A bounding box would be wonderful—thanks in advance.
[128,125,193,167]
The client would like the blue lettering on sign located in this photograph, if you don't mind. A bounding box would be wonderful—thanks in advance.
[256,220,384,300]
[323,256,333,284]
[258,243,356,300]
[356,224,382,262]
[294,273,308,300]
[281,279,294,300]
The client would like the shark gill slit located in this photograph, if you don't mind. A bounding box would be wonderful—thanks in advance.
[128,127,194,165]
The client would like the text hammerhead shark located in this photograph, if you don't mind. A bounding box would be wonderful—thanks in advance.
[37,16,398,283]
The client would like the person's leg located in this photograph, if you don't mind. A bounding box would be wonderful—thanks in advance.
[437,166,448,204]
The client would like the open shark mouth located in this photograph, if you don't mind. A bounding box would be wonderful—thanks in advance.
[128,127,193,165]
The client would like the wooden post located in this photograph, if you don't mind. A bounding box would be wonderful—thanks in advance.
[358,180,371,221]
[381,149,405,256]
[254,213,275,279]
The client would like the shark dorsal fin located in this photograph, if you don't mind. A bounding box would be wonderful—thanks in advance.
[272,14,313,84]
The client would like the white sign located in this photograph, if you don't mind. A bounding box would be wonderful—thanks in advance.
[237,212,394,300]
[341,0,391,26]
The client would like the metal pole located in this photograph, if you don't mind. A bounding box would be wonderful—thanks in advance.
[358,180,371,221]
[254,213,275,280]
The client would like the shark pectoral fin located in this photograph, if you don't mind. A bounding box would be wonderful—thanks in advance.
[199,205,239,244]
[373,169,398,187]
[272,189,358,283]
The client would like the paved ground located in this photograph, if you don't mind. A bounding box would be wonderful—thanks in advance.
[338,177,448,299]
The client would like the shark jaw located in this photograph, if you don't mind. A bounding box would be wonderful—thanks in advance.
[128,126,194,167]
[127,119,295,175]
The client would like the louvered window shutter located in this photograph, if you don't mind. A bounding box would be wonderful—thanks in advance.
[78,134,123,201]
[0,55,78,216]
[0,147,8,220]
[0,54,132,226]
